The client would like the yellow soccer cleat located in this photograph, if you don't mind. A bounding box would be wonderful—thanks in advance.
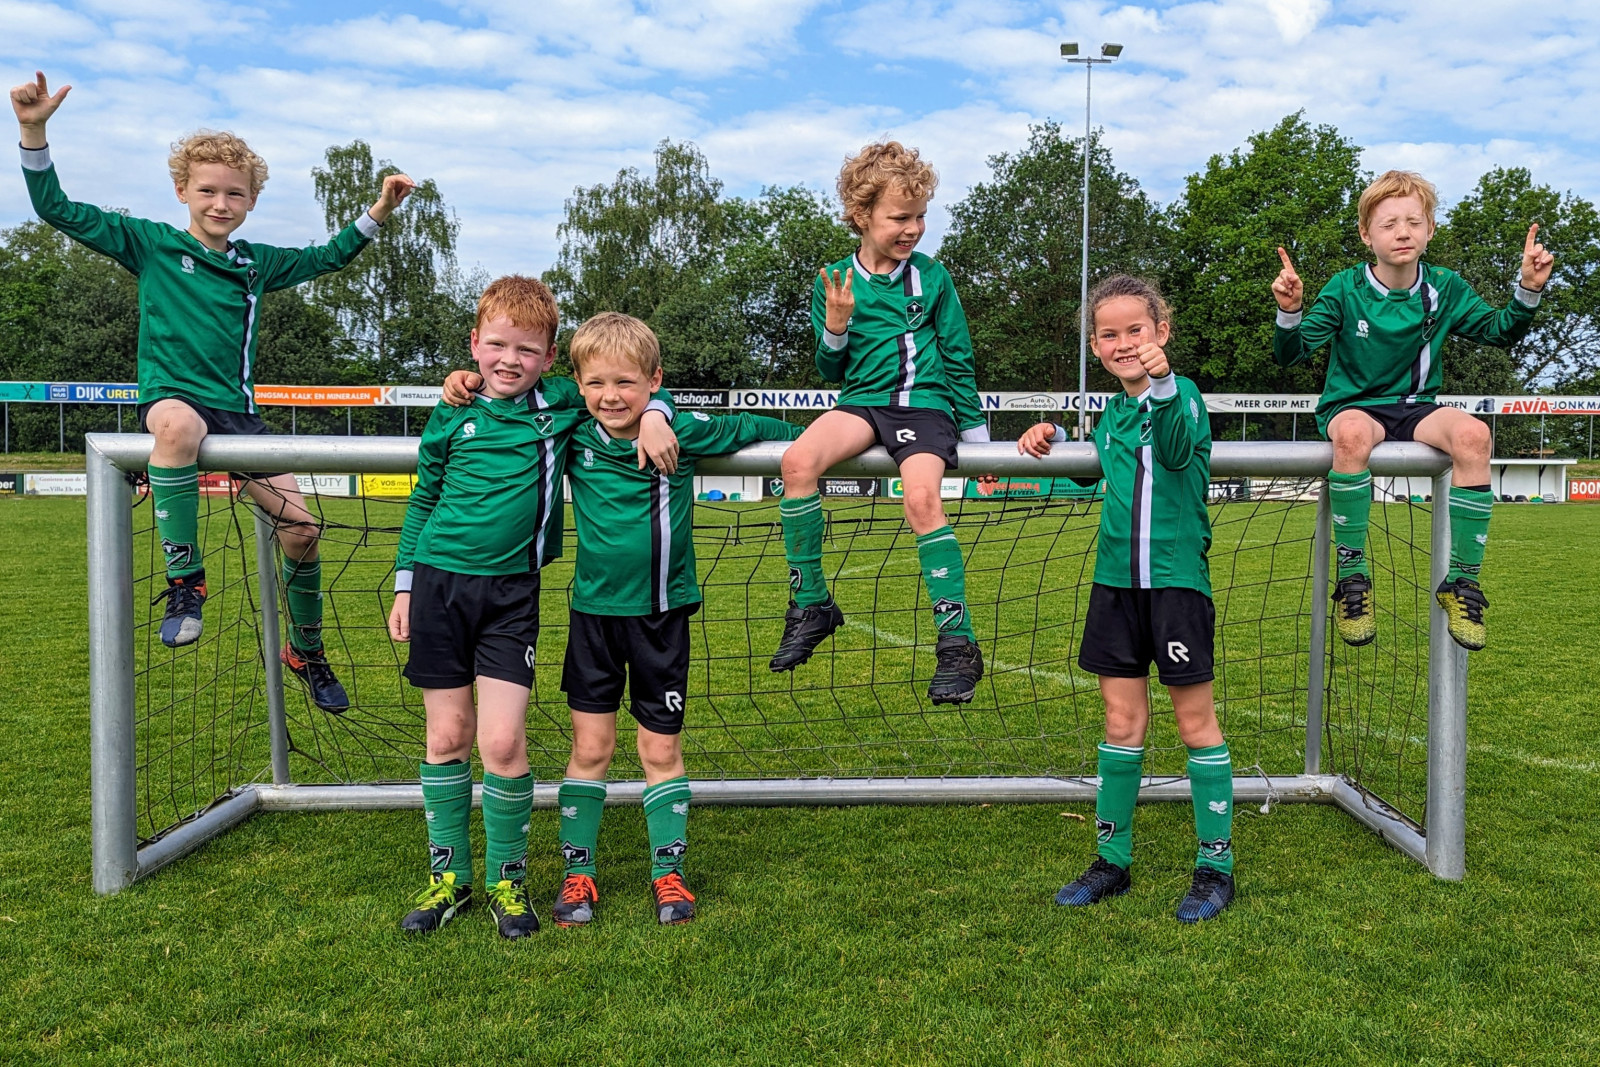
[1435,577,1488,651]
[1332,574,1377,646]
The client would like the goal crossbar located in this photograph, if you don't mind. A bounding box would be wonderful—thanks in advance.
[84,434,1466,893]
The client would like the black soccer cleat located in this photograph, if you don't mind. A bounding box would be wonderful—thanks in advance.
[1175,866,1235,924]
[928,634,983,704]
[1054,856,1131,907]
[652,871,697,925]
[153,572,207,648]
[552,872,599,928]
[282,645,350,713]
[1435,577,1488,651]
[1332,573,1377,647]
[487,879,540,939]
[768,597,845,672]
[401,871,471,934]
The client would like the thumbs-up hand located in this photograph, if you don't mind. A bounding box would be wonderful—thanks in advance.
[1521,224,1554,292]
[1136,343,1170,380]
[1272,246,1303,312]
[11,71,70,142]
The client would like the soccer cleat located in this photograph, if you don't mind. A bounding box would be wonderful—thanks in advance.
[401,871,471,934]
[1054,856,1131,907]
[651,871,697,925]
[928,634,983,704]
[552,872,599,928]
[1175,866,1235,923]
[153,573,207,648]
[1435,577,1489,651]
[282,645,350,713]
[768,597,845,672]
[487,879,540,939]
[1331,573,1377,646]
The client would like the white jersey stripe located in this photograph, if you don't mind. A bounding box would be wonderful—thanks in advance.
[1138,444,1154,587]
[895,333,919,407]
[240,292,258,413]
[656,473,672,611]
[533,386,556,565]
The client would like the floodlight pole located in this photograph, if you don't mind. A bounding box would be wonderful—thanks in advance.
[1062,43,1121,439]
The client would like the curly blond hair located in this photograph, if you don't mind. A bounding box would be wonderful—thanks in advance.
[836,141,938,235]
[1359,170,1437,232]
[168,130,269,195]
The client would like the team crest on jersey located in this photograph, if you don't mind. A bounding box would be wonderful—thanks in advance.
[180,255,195,274]
[905,298,926,329]
[1096,818,1116,845]
[534,412,553,435]
[1139,418,1152,444]
[932,596,966,633]
[461,421,477,438]
[560,842,592,868]
[582,448,595,468]
[428,843,454,875]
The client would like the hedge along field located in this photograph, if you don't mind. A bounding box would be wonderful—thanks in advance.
[2,494,1598,1065]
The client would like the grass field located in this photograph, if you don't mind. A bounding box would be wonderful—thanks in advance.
[3,491,1600,1064]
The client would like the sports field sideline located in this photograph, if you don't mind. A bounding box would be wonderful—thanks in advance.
[2,489,1599,1065]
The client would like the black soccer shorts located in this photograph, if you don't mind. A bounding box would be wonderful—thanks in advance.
[139,395,280,480]
[835,404,960,468]
[561,606,696,735]
[1077,583,1216,686]
[1331,402,1445,443]
[402,564,541,689]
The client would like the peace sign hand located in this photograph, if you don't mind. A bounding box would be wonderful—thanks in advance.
[819,266,854,335]
[1520,224,1555,292]
[11,71,70,133]
[1272,247,1303,312]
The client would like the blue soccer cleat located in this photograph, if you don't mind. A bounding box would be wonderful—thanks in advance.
[1054,856,1131,907]
[1175,866,1235,923]
[153,572,207,648]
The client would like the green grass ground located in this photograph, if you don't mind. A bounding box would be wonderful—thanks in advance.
[3,495,1599,1064]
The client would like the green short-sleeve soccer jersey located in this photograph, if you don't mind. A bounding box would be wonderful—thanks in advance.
[568,410,801,616]
[21,144,377,414]
[813,250,984,433]
[1274,261,1541,434]
[1090,374,1214,596]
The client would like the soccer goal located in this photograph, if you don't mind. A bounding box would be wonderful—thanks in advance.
[83,432,1468,894]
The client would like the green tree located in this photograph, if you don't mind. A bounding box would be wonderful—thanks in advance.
[940,121,1166,392]
[310,140,473,384]
[1165,112,1367,393]
[1431,167,1600,393]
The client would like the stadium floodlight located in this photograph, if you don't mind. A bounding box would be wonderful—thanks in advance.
[85,431,1470,894]
[1061,41,1125,438]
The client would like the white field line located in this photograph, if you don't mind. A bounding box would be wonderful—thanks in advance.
[843,619,1101,689]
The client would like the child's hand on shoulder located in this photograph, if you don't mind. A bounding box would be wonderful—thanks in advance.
[1521,224,1554,291]
[1136,343,1170,379]
[1017,422,1059,458]
[819,266,854,335]
[1272,247,1303,312]
[11,71,69,131]
[637,409,680,475]
[442,370,481,406]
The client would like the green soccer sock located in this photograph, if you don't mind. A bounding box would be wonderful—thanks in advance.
[1187,743,1235,874]
[1447,485,1493,585]
[1095,743,1144,870]
[558,778,607,877]
[1328,469,1373,580]
[642,776,692,880]
[281,556,324,653]
[781,492,829,607]
[915,525,975,641]
[420,759,473,887]
[482,771,534,886]
[148,463,202,580]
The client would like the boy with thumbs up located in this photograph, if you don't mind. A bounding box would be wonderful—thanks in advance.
[1272,170,1552,651]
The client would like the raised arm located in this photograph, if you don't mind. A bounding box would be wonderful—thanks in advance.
[1272,248,1342,368]
[680,411,802,458]
[260,173,416,291]
[812,267,852,382]
[1449,225,1549,348]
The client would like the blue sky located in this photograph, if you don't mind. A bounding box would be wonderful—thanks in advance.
[3,1,1597,275]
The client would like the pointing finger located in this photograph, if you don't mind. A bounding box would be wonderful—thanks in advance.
[1525,224,1540,255]
[1277,246,1297,274]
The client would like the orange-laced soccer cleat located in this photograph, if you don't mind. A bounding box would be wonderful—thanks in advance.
[651,871,697,925]
[552,872,599,927]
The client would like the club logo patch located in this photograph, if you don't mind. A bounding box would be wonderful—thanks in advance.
[905,298,926,328]
[654,839,688,864]
[789,566,802,591]
[1198,837,1233,861]
[534,412,553,435]
[1336,545,1364,568]
[498,857,527,883]
[1140,418,1152,444]
[428,843,454,875]
[160,538,195,571]
[560,842,592,867]
[770,478,785,496]
[1096,818,1116,846]
[932,596,966,633]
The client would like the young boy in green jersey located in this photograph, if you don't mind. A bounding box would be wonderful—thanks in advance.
[770,141,988,704]
[1272,170,1554,651]
[11,71,414,711]
[553,313,800,928]
[1020,276,1235,923]
[388,280,680,938]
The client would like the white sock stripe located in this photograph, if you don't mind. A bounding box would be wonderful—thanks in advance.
[781,500,823,516]
[482,785,533,802]
[423,772,473,786]
[1099,743,1146,756]
[561,778,608,788]
[917,532,958,548]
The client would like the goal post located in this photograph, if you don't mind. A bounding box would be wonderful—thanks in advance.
[84,432,1467,894]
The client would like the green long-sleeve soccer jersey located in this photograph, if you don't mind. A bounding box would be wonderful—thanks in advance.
[21,145,376,414]
[813,250,984,432]
[1091,375,1214,596]
[568,411,802,616]
[1274,262,1540,434]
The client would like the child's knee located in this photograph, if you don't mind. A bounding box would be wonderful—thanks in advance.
[780,443,819,482]
[903,486,943,528]
[1329,416,1372,457]
[571,728,616,771]
[637,731,682,773]
[426,725,473,762]
[477,728,527,773]
[1456,418,1492,458]
[279,521,322,559]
